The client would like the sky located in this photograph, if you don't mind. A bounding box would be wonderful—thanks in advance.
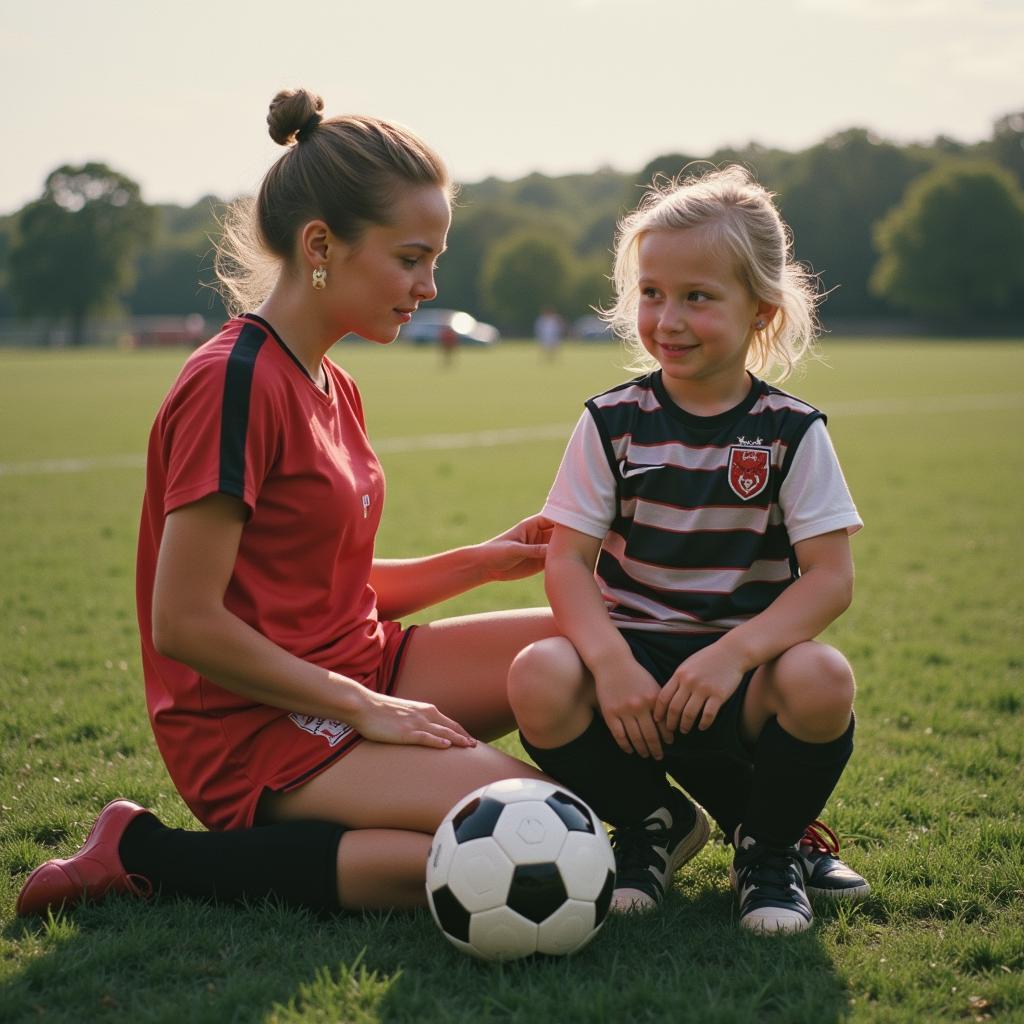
[2,0,1022,215]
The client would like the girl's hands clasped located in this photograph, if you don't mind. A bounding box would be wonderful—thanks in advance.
[595,655,674,760]
[654,642,747,735]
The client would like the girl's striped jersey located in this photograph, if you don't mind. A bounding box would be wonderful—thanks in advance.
[542,372,862,637]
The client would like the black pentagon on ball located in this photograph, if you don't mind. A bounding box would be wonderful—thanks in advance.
[506,862,568,923]
[593,868,615,926]
[545,790,596,833]
[451,796,507,843]
[430,885,471,942]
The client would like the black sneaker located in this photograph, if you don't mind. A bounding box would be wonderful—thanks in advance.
[730,828,813,933]
[798,820,870,901]
[609,790,710,913]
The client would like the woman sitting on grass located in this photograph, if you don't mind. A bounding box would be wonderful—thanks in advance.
[17,91,866,920]
[17,88,557,915]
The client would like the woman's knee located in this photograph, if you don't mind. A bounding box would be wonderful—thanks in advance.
[508,637,590,728]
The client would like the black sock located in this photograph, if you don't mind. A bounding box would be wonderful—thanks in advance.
[519,713,680,827]
[667,754,752,838]
[742,715,855,848]
[119,814,345,913]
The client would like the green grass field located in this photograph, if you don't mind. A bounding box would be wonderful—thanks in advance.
[1,339,1022,1023]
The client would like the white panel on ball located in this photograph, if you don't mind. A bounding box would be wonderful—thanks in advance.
[446,839,515,913]
[492,802,568,864]
[558,829,616,902]
[480,778,559,803]
[468,906,539,961]
[536,899,599,956]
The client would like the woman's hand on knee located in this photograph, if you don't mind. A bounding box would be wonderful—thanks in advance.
[352,691,477,749]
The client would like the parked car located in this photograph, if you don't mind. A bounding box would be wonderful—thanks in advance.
[571,314,614,341]
[400,308,501,347]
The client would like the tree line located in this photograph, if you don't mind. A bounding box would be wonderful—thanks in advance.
[1,111,1021,344]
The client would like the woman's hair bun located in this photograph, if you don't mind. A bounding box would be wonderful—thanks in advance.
[267,88,326,146]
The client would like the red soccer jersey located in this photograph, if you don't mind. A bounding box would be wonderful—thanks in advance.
[136,315,399,828]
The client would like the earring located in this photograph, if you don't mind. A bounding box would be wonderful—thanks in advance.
[312,266,327,290]
[754,319,766,331]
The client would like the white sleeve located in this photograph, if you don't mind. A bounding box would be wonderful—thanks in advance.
[780,419,863,545]
[541,411,617,539]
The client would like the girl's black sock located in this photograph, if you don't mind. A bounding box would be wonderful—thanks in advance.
[667,754,752,838]
[519,712,677,827]
[742,714,855,847]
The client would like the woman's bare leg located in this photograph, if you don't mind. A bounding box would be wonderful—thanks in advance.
[335,830,433,909]
[264,740,545,831]
[393,607,558,739]
[262,741,546,909]
[260,607,557,908]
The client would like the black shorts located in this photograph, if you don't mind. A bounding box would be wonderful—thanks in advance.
[620,630,755,765]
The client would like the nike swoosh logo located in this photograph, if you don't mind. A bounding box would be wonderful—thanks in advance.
[619,460,662,478]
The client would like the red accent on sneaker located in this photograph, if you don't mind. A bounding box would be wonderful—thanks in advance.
[800,819,841,856]
[16,799,154,917]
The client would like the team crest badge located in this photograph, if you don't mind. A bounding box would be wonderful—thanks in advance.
[728,446,771,500]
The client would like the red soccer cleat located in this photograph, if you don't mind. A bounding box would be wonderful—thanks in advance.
[16,799,154,917]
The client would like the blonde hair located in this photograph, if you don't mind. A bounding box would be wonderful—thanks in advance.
[214,88,451,314]
[605,166,821,381]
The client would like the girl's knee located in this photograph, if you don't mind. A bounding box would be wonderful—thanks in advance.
[772,643,855,723]
[508,637,589,725]
[813,645,856,710]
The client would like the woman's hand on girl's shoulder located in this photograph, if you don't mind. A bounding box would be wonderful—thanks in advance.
[476,514,552,582]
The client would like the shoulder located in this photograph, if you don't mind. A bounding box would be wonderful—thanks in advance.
[586,373,660,416]
[751,379,824,420]
[158,318,290,429]
[173,318,278,388]
[747,379,827,455]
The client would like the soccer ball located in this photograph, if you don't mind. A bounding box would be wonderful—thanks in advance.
[425,778,615,961]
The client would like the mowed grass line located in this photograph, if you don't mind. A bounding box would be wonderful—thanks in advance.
[1,340,1022,1023]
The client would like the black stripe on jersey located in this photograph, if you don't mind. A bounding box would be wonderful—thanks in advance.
[777,403,825,475]
[585,399,624,501]
[596,549,796,623]
[219,322,267,499]
[242,313,316,381]
[617,518,794,569]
